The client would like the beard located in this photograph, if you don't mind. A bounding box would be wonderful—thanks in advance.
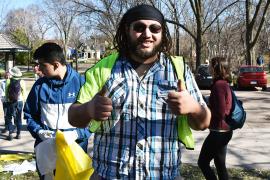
[127,36,162,60]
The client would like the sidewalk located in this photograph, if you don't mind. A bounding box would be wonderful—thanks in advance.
[0,78,35,154]
[0,123,34,154]
[181,126,270,170]
[181,89,270,170]
[1,116,269,170]
[1,121,269,170]
[0,79,270,171]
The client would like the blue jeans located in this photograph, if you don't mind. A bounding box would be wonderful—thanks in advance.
[6,101,23,135]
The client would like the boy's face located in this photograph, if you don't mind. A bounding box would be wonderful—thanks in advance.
[33,64,43,77]
[38,59,58,78]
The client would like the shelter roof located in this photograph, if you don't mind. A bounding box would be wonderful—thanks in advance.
[0,33,31,52]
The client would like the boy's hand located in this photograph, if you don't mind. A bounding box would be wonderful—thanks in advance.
[38,130,55,141]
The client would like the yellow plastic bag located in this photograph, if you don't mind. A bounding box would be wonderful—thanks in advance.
[54,130,94,180]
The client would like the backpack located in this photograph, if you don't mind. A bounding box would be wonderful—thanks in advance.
[226,87,246,130]
[8,78,21,102]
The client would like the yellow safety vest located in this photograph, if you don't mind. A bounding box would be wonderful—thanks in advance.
[78,53,194,149]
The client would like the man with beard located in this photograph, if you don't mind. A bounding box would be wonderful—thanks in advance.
[68,4,211,179]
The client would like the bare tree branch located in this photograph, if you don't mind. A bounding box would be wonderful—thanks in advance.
[165,19,196,39]
[203,0,240,34]
[251,0,270,48]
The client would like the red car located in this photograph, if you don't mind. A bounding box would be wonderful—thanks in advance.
[235,65,267,90]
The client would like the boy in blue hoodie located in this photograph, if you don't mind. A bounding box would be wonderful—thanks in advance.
[24,42,90,178]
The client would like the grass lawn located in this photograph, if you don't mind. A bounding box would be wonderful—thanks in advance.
[181,164,270,179]
[0,171,39,180]
[0,154,38,180]
[22,71,35,78]
[0,69,35,78]
[1,157,269,179]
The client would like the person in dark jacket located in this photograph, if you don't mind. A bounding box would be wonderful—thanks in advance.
[198,57,233,180]
[23,42,90,179]
[5,67,26,140]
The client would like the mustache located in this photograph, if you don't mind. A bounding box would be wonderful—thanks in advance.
[137,36,152,43]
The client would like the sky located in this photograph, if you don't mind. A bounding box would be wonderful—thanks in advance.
[8,0,37,9]
[2,0,41,16]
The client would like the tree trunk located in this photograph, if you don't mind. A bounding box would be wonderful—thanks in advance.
[176,27,180,56]
[196,11,203,68]
[245,0,251,65]
[196,34,202,68]
[75,48,78,72]
[246,45,252,65]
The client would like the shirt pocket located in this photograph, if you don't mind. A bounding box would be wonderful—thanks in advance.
[156,80,178,103]
[102,78,127,132]
[108,78,127,109]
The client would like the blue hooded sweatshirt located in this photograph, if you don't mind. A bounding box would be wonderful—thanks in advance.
[24,65,90,149]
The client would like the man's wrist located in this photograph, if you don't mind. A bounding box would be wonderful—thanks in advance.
[188,104,207,129]
[85,100,93,120]
[190,101,202,116]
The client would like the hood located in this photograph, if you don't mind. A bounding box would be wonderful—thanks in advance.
[46,65,76,87]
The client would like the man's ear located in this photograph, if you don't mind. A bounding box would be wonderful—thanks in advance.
[53,61,60,70]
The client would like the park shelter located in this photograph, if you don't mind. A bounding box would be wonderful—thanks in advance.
[0,33,31,71]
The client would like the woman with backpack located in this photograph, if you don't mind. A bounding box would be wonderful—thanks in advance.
[5,66,26,140]
[198,57,233,180]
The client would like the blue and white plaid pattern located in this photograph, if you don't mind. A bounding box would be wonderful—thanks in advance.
[93,55,205,179]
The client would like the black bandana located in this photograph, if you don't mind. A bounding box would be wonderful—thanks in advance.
[123,4,164,25]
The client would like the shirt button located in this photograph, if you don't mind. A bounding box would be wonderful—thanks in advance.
[137,143,143,150]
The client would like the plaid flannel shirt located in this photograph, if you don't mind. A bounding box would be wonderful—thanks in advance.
[92,55,205,179]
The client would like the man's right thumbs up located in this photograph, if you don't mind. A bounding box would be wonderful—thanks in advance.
[98,85,108,96]
[177,79,185,92]
[87,86,112,121]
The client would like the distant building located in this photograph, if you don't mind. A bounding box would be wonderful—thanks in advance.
[0,33,31,70]
[78,46,101,60]
[76,45,101,64]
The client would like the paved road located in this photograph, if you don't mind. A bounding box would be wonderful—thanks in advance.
[0,79,269,170]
